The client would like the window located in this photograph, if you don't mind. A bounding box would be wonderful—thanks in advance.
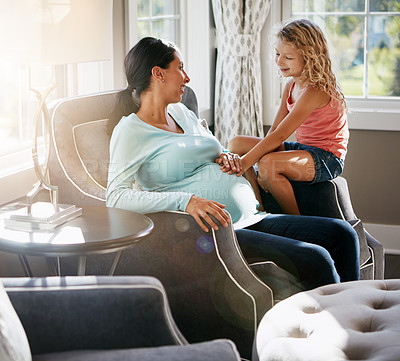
[290,0,400,98]
[137,0,181,43]
[0,0,210,205]
[0,63,112,160]
[0,1,113,205]
[282,0,400,130]
[128,0,211,118]
[0,64,41,158]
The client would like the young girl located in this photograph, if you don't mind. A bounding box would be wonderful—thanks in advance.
[226,19,348,215]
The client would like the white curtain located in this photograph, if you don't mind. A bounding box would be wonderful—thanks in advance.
[212,0,271,147]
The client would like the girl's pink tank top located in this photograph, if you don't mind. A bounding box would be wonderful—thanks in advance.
[287,82,349,159]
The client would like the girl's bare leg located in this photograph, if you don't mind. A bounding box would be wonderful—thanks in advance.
[228,135,262,156]
[243,166,265,211]
[257,150,315,215]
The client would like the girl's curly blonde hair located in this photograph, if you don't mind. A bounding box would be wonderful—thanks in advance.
[276,19,346,109]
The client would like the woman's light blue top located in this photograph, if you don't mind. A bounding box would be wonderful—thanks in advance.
[106,102,266,227]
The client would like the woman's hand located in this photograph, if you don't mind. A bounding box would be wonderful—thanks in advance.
[215,152,242,174]
[186,195,230,232]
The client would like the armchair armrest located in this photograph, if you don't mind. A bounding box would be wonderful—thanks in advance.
[365,231,385,280]
[262,177,357,220]
[3,276,186,355]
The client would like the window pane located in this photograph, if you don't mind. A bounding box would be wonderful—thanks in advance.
[368,15,400,96]
[292,0,364,13]
[0,64,53,156]
[370,0,400,12]
[137,0,180,44]
[138,21,151,40]
[326,15,365,96]
[152,0,177,16]
[138,1,150,18]
[291,0,400,100]
[0,63,21,152]
[291,14,365,96]
[152,19,178,42]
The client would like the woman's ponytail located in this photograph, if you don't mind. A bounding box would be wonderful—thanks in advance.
[107,86,139,135]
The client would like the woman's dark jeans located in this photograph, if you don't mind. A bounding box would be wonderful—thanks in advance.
[235,214,360,290]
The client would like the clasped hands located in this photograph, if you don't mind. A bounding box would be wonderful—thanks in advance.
[215,152,245,176]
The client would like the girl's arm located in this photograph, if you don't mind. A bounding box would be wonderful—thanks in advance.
[239,86,330,175]
[267,81,291,135]
[216,82,291,175]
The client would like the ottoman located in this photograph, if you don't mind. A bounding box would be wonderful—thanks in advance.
[255,280,400,361]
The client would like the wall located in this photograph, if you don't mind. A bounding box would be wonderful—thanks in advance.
[344,130,400,225]
[343,130,400,253]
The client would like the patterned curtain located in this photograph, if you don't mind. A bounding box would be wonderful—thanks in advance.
[212,0,271,147]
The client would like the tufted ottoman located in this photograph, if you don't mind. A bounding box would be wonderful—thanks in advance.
[255,280,400,361]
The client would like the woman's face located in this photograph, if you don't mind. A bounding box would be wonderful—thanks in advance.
[275,40,305,79]
[163,51,190,102]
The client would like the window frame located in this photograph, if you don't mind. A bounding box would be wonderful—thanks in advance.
[281,0,400,131]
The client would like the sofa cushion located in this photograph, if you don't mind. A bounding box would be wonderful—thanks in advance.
[0,281,31,361]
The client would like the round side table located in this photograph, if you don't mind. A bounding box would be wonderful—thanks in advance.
[0,206,153,276]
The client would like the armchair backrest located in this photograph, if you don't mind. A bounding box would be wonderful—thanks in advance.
[48,87,199,206]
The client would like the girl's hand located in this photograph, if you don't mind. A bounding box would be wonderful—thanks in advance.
[185,195,230,232]
[215,152,242,174]
[235,156,250,177]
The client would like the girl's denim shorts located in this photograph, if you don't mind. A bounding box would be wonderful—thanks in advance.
[284,142,344,184]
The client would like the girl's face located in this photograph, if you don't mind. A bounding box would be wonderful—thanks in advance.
[163,51,190,102]
[275,40,305,79]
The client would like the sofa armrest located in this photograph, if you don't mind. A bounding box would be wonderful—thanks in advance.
[3,276,186,355]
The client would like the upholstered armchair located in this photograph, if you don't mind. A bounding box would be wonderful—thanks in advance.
[48,87,274,359]
[47,86,384,359]
[1,276,241,361]
[262,177,384,280]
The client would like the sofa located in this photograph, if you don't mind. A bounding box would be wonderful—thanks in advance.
[0,275,241,361]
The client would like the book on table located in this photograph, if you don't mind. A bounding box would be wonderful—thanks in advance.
[1,202,82,232]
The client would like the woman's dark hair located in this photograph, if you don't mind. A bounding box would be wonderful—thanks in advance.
[108,37,177,134]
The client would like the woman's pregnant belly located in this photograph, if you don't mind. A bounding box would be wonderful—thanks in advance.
[161,163,260,223]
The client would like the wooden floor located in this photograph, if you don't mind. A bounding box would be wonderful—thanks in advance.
[384,254,400,279]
